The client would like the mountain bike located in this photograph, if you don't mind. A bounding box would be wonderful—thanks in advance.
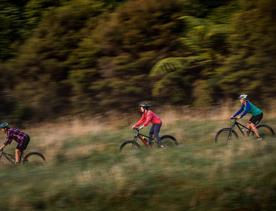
[215,118,275,143]
[0,148,46,165]
[119,128,178,152]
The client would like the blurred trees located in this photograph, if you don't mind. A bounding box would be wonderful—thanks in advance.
[217,0,276,100]
[69,0,185,111]
[0,0,275,121]
[0,0,25,60]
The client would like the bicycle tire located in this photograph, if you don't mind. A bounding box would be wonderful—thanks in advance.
[215,128,239,143]
[257,124,275,138]
[119,140,140,152]
[160,135,178,147]
[23,151,46,165]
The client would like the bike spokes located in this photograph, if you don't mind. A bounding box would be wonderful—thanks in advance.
[257,125,275,139]
[215,128,239,143]
[119,140,140,153]
[160,135,178,148]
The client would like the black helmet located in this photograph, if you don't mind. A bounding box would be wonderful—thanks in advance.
[139,102,151,109]
[0,122,9,129]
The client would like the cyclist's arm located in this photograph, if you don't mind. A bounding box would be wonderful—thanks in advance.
[0,141,8,150]
[143,111,153,127]
[240,102,251,118]
[0,144,4,150]
[133,113,146,128]
[3,136,12,146]
[232,105,244,117]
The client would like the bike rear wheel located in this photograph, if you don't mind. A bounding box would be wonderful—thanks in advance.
[119,140,140,152]
[23,152,46,165]
[257,124,275,139]
[215,128,239,143]
[160,135,178,148]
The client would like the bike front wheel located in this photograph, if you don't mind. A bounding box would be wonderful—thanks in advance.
[215,128,239,143]
[160,135,178,148]
[119,140,140,152]
[23,152,46,165]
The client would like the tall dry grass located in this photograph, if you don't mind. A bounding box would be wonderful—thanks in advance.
[0,105,275,210]
[1,103,275,162]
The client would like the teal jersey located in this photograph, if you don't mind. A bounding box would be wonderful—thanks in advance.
[234,101,263,118]
[243,101,262,116]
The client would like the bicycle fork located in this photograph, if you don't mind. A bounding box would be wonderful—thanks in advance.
[227,125,236,142]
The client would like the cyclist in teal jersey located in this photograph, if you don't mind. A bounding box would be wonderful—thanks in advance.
[231,94,263,140]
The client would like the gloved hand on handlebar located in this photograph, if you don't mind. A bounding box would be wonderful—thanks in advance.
[131,125,144,130]
[0,144,5,151]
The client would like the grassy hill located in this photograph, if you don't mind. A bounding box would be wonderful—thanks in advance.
[0,118,275,210]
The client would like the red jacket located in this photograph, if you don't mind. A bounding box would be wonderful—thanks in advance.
[134,110,162,127]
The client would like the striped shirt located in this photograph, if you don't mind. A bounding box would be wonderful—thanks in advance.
[4,128,29,145]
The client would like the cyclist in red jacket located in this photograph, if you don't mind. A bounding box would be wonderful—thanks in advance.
[132,103,163,146]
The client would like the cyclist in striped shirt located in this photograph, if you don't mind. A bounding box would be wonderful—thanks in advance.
[0,122,30,164]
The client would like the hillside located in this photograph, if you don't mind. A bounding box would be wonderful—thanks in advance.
[0,117,275,210]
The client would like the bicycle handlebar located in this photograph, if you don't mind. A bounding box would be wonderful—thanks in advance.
[230,117,240,122]
[133,127,143,132]
[133,128,140,134]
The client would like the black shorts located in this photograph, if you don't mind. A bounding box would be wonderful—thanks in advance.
[249,113,263,125]
[16,135,30,152]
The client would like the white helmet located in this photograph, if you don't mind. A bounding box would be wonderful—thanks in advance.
[239,94,248,100]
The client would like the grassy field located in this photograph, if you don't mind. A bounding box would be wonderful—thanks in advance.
[0,117,275,210]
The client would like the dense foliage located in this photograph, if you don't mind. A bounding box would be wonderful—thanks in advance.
[0,0,275,121]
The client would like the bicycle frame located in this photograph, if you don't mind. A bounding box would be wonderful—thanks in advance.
[0,149,26,164]
[0,150,15,164]
[133,129,154,146]
[230,119,252,136]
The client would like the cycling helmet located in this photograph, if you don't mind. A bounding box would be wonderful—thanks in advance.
[239,94,248,100]
[0,122,9,129]
[139,102,151,110]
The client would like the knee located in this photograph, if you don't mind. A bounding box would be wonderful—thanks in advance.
[15,149,21,154]
[250,124,257,129]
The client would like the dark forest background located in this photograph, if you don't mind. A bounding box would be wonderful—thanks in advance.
[0,0,275,122]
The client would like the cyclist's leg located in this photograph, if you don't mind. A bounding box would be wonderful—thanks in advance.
[249,114,263,138]
[148,125,155,144]
[15,136,30,163]
[153,124,162,145]
[15,149,21,164]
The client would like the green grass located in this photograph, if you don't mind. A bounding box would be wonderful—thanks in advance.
[0,119,275,210]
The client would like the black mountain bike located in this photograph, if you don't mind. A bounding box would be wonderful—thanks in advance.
[215,118,275,143]
[119,128,178,152]
[0,148,46,165]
